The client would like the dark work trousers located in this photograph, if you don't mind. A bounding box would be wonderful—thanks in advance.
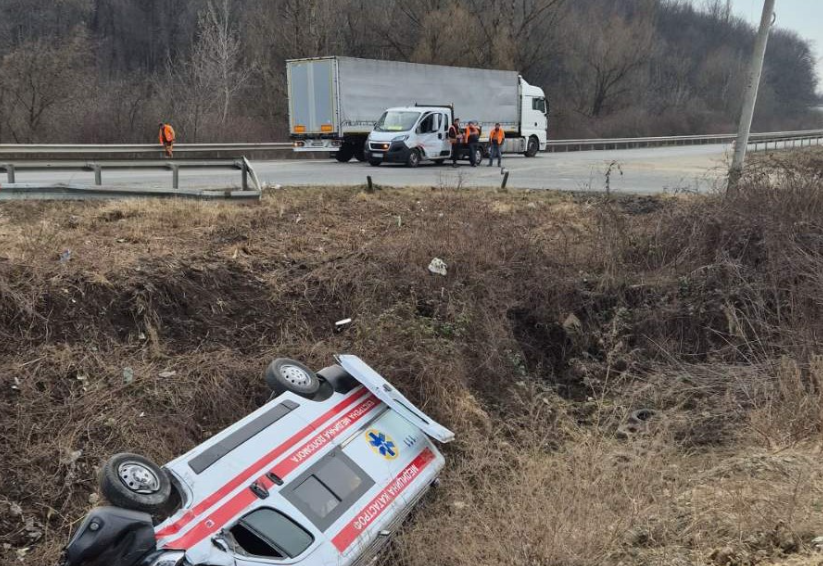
[488,143,502,167]
[468,135,479,166]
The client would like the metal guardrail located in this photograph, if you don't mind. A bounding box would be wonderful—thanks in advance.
[0,184,261,201]
[0,143,291,155]
[544,129,823,152]
[0,158,261,191]
[1,129,821,158]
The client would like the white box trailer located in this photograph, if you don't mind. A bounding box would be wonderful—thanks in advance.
[287,56,548,162]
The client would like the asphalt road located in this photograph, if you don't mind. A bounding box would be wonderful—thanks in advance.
[6,144,735,194]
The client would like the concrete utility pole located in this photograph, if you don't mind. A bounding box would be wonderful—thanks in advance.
[727,0,776,194]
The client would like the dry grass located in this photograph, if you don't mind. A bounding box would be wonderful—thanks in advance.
[3,151,823,566]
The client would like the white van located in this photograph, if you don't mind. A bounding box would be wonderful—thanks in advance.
[365,81,548,167]
[61,356,453,566]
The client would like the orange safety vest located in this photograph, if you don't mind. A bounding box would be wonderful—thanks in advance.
[464,123,479,141]
[448,124,461,145]
[159,124,176,144]
[490,127,505,145]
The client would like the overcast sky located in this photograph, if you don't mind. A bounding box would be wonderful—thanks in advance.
[723,0,823,88]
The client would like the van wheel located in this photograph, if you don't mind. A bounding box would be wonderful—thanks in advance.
[368,159,382,167]
[100,453,171,514]
[473,147,483,165]
[407,149,421,168]
[524,136,539,157]
[265,358,321,397]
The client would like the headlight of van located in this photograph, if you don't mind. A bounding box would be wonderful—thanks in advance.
[392,135,409,142]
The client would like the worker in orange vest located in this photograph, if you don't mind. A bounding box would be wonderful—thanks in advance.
[464,121,480,167]
[158,122,176,158]
[488,122,505,168]
[448,118,462,167]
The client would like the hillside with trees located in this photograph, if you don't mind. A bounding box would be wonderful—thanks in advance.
[0,0,819,143]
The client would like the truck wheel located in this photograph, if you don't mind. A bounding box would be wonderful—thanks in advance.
[354,146,366,162]
[265,358,321,397]
[524,136,540,157]
[335,145,354,163]
[407,149,421,168]
[368,159,382,167]
[100,453,171,514]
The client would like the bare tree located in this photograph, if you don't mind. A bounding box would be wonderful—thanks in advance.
[568,2,656,117]
[194,0,251,125]
[0,33,90,142]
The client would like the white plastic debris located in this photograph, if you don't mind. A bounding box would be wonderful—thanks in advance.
[123,367,134,384]
[159,370,177,378]
[428,257,448,276]
[335,318,353,332]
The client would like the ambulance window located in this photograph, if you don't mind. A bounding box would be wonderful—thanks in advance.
[281,450,375,531]
[293,476,340,519]
[315,456,363,499]
[230,508,313,559]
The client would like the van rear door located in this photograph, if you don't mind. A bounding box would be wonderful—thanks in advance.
[337,355,455,443]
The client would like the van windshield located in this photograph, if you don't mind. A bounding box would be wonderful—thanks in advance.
[374,111,420,132]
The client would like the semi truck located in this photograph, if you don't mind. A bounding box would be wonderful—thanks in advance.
[287,56,548,163]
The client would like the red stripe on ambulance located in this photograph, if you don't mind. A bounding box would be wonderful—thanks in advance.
[332,448,435,553]
[156,387,371,539]
[162,394,382,550]
[270,395,379,478]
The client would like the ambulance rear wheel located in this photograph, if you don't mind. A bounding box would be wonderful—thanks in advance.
[265,358,321,397]
[100,453,171,514]
[368,159,382,167]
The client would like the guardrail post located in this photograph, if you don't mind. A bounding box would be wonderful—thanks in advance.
[93,164,102,186]
[171,165,179,189]
[5,164,14,183]
[241,161,248,191]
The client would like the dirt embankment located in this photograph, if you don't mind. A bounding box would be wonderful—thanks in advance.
[2,149,823,566]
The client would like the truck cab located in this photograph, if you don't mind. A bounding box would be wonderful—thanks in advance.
[519,79,549,156]
[364,106,456,167]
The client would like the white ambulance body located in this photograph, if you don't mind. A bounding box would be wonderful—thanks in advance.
[61,356,453,566]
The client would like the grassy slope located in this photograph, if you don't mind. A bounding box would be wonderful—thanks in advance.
[2,150,823,566]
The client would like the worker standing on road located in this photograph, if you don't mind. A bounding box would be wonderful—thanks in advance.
[464,121,480,167]
[158,122,176,158]
[488,122,505,168]
[448,118,462,167]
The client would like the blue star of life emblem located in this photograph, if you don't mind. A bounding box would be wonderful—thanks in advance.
[367,430,398,459]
